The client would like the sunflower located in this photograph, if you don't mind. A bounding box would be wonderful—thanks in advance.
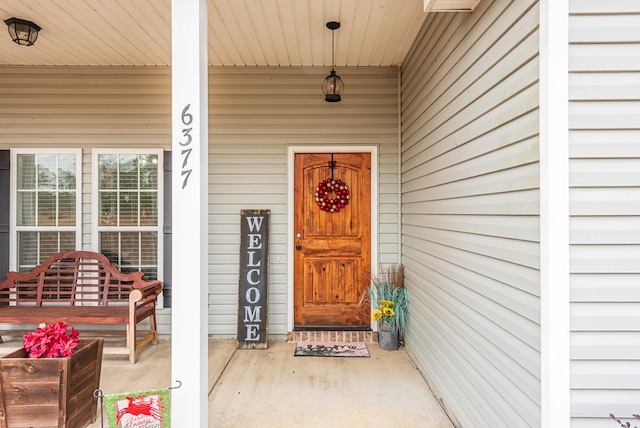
[382,306,395,317]
[371,299,397,322]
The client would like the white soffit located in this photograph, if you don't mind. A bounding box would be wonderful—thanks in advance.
[0,0,429,67]
[424,0,482,12]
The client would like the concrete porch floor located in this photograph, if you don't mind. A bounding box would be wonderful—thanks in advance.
[2,337,455,427]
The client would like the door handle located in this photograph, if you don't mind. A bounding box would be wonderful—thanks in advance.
[295,245,302,251]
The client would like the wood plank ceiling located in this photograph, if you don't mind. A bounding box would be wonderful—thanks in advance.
[0,0,480,67]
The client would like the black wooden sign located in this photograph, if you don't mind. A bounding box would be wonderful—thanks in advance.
[237,209,269,349]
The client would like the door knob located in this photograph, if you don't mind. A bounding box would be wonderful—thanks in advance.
[295,245,302,250]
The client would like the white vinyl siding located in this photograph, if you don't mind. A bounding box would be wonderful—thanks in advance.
[400,1,541,427]
[208,67,400,336]
[0,67,172,147]
[0,65,401,338]
[569,2,640,427]
[0,67,172,329]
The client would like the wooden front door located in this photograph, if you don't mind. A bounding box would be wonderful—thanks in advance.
[294,152,371,327]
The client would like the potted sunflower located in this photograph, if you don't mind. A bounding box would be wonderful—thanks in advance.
[361,264,408,350]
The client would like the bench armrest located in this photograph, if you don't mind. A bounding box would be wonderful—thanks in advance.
[130,280,163,305]
[132,280,163,296]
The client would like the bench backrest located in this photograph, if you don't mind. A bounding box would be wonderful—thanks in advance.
[0,250,152,307]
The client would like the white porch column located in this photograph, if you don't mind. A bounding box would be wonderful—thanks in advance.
[539,0,570,426]
[171,0,208,426]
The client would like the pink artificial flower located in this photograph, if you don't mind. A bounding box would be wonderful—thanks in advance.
[57,337,80,357]
[23,322,80,359]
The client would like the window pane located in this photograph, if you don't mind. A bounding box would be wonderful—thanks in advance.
[17,232,38,271]
[140,231,158,280]
[99,154,118,190]
[119,155,138,190]
[18,231,75,272]
[140,192,158,226]
[17,192,35,226]
[17,154,36,190]
[59,232,75,253]
[58,191,76,226]
[100,231,158,280]
[100,232,120,266]
[140,155,158,190]
[140,232,158,265]
[39,231,61,261]
[37,155,57,190]
[57,155,76,190]
[99,191,118,226]
[37,191,56,226]
[139,231,158,280]
[119,232,140,267]
[119,192,139,226]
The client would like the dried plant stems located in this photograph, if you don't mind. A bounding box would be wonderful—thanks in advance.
[384,264,405,289]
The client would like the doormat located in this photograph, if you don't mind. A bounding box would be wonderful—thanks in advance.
[294,341,369,358]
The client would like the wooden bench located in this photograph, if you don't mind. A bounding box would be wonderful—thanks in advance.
[0,250,163,363]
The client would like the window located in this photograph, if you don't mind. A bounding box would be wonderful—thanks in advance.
[10,150,82,272]
[93,150,163,283]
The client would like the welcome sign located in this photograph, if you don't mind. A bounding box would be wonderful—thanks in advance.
[237,209,269,349]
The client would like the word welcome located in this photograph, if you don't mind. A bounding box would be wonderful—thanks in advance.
[237,209,269,349]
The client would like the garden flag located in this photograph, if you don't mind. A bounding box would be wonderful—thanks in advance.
[104,388,171,428]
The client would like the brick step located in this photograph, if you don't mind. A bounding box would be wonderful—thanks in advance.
[288,330,378,343]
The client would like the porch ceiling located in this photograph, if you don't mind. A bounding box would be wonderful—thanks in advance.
[0,0,436,68]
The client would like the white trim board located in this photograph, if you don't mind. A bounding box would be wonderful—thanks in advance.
[539,0,570,426]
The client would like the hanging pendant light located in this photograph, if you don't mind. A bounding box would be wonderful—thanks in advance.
[4,18,41,46]
[322,21,344,103]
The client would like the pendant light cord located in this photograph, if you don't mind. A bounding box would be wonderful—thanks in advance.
[331,28,336,72]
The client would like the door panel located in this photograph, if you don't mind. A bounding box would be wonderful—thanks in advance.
[294,152,371,327]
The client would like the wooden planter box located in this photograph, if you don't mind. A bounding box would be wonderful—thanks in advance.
[0,338,104,428]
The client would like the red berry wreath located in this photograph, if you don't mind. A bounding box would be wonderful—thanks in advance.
[315,178,350,213]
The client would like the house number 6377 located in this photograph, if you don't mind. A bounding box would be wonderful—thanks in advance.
[179,104,194,189]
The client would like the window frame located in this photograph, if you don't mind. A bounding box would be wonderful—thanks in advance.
[9,148,83,271]
[91,149,164,291]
